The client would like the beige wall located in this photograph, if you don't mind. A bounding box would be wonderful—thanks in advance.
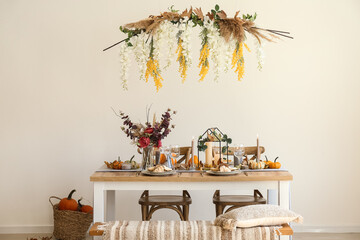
[1,0,360,232]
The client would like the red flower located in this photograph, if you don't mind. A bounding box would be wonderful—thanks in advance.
[156,140,162,148]
[138,137,150,148]
[144,128,154,134]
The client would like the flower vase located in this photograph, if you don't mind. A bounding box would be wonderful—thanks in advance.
[142,145,154,170]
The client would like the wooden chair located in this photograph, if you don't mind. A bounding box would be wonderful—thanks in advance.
[213,146,266,216]
[139,147,192,221]
[138,190,192,221]
[213,189,266,216]
[176,146,192,164]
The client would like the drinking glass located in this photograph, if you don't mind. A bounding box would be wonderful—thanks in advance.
[234,144,245,167]
[171,145,180,168]
[160,146,172,168]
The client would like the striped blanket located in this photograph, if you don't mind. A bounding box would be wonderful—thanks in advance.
[102,220,277,240]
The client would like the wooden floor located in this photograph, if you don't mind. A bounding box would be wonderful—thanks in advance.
[0,233,360,240]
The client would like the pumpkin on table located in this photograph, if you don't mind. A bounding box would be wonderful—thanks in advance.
[58,189,78,211]
[248,160,266,169]
[268,157,281,169]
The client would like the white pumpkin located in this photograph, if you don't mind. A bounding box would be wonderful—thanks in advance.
[248,160,266,169]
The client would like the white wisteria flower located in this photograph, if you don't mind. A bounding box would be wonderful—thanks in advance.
[255,39,265,71]
[132,32,151,81]
[224,39,236,73]
[155,21,177,69]
[178,19,192,67]
[119,43,132,90]
[204,19,228,81]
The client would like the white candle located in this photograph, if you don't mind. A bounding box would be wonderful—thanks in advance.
[191,136,196,167]
[205,142,213,167]
[257,134,260,162]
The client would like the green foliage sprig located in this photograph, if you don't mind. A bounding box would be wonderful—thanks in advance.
[197,133,232,153]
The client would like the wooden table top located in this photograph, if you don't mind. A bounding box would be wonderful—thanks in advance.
[90,171,293,182]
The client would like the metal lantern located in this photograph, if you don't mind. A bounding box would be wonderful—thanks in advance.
[197,127,231,167]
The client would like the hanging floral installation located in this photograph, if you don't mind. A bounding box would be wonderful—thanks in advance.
[104,5,292,91]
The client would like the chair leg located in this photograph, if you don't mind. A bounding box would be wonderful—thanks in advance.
[215,204,224,217]
[183,205,189,221]
[141,205,148,221]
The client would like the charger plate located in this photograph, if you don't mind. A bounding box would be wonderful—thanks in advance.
[206,170,240,176]
[141,170,176,176]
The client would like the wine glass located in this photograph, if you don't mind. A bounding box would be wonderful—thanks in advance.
[234,144,245,167]
[171,145,180,169]
[160,146,172,168]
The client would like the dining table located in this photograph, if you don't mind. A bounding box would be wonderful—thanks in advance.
[90,169,293,223]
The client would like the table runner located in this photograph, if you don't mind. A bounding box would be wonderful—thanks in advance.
[101,220,278,240]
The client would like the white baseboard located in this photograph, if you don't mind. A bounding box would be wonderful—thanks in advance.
[0,225,53,234]
[292,225,360,233]
[1,225,360,234]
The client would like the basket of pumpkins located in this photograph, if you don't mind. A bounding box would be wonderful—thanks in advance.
[49,189,93,240]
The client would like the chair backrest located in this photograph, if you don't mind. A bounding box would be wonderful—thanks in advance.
[176,146,265,164]
[223,146,265,156]
[177,147,191,164]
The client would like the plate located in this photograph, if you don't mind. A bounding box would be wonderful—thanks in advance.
[141,170,176,176]
[96,164,141,172]
[206,170,240,176]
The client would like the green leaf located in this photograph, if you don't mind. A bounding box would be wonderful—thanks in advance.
[127,42,133,47]
[211,9,216,15]
[215,4,220,11]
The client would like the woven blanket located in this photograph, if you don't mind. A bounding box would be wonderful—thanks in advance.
[101,220,277,240]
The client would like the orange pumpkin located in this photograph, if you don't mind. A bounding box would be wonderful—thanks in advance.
[78,198,93,214]
[159,154,167,164]
[264,156,272,167]
[188,156,199,165]
[58,189,78,211]
[269,157,281,169]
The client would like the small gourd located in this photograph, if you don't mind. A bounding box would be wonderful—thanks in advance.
[78,198,93,214]
[264,155,272,167]
[269,157,281,169]
[58,189,78,211]
[249,160,266,169]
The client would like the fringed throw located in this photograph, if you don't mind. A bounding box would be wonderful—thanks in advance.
[102,220,278,240]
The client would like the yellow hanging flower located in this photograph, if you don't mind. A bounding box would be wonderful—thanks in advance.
[198,42,210,81]
[232,42,245,81]
[145,57,163,92]
[244,43,251,53]
[144,38,163,92]
[176,38,187,83]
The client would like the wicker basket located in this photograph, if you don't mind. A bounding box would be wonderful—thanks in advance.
[49,196,93,240]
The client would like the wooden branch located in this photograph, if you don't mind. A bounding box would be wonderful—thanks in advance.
[268,30,293,39]
[253,27,290,34]
[253,27,293,39]
[103,38,129,51]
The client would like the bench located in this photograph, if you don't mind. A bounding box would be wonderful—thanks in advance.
[89,221,293,236]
